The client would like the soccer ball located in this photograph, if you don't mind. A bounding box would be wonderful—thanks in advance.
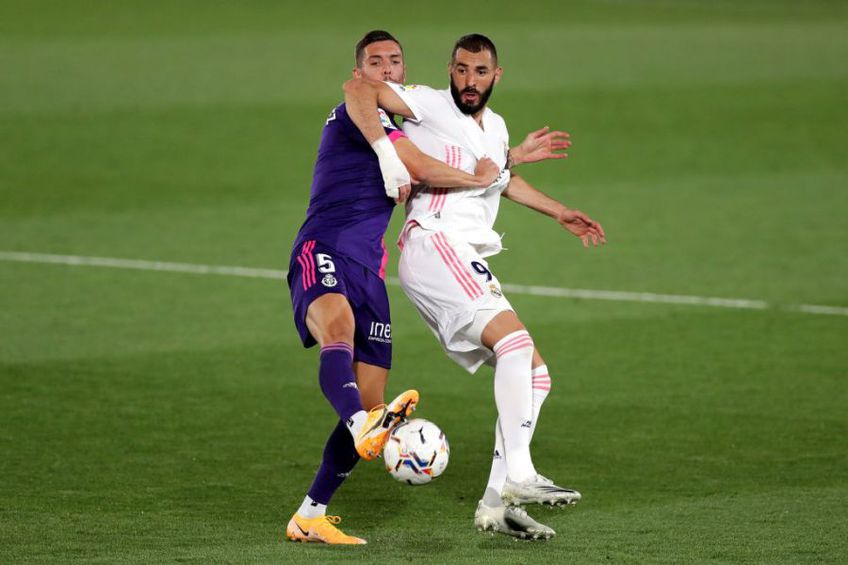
[383,418,450,485]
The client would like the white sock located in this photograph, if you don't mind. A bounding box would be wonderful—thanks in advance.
[297,495,326,519]
[345,410,368,439]
[491,330,536,483]
[484,418,509,496]
[485,365,551,495]
[530,364,551,440]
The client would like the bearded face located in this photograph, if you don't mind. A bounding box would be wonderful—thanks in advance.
[450,76,495,115]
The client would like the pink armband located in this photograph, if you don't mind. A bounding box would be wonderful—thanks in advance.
[388,130,407,143]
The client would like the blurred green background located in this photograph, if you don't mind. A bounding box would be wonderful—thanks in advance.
[1,1,846,563]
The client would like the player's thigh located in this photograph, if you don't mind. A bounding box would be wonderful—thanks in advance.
[353,361,389,410]
[400,230,504,337]
[289,242,358,348]
[400,230,490,316]
[305,293,355,347]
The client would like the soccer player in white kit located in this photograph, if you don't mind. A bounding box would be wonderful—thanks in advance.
[344,34,605,539]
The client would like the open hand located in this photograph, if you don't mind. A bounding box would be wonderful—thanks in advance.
[513,126,571,165]
[557,209,606,248]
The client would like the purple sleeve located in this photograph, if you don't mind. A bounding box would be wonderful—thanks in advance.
[335,103,403,143]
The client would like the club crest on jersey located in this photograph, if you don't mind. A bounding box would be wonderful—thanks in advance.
[489,283,502,297]
[321,274,338,287]
[377,108,396,129]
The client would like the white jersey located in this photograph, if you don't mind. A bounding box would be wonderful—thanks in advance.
[386,83,511,257]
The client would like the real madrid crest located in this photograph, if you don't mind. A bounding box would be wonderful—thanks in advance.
[322,274,338,288]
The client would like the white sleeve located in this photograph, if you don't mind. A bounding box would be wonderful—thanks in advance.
[494,112,509,146]
[383,83,441,124]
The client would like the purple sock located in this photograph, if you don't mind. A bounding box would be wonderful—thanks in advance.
[307,419,360,505]
[318,342,363,423]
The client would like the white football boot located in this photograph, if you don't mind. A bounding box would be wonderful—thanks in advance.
[474,500,555,540]
[502,474,582,507]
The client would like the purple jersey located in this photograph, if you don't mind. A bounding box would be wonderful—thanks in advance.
[291,103,402,277]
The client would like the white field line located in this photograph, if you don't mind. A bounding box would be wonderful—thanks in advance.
[2,251,846,317]
[0,251,285,280]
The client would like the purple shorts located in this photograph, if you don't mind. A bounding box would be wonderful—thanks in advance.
[287,239,392,369]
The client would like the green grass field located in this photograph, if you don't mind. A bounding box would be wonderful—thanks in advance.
[2,1,847,563]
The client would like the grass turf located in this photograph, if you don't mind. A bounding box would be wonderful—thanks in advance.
[1,1,847,563]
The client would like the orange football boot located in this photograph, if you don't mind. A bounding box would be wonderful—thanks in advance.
[354,389,419,460]
[286,513,366,545]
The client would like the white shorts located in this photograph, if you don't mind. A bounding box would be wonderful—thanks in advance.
[398,226,513,373]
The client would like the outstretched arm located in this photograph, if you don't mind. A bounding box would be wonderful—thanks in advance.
[509,126,571,168]
[503,174,606,248]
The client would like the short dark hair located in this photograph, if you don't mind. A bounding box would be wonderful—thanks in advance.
[451,33,498,65]
[355,30,403,67]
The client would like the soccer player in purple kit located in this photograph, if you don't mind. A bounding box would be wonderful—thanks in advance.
[284,31,501,545]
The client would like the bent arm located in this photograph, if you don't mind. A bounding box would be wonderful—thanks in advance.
[342,78,416,144]
[394,138,496,189]
[342,78,417,200]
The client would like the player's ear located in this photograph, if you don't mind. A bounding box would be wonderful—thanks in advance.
[493,66,503,85]
[353,67,363,79]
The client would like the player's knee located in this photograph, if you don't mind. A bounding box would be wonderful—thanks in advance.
[321,315,355,344]
[492,329,535,365]
[481,311,527,350]
[307,297,355,346]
